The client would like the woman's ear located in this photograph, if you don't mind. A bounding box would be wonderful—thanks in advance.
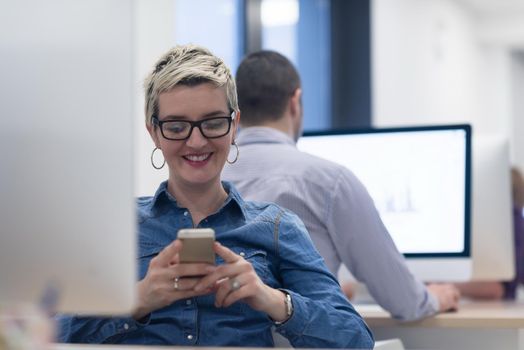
[232,110,241,142]
[146,122,161,148]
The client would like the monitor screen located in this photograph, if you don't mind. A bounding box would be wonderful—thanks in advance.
[298,125,472,281]
[0,0,136,315]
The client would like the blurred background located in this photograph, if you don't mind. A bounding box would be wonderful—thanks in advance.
[1,0,520,195]
[134,0,524,196]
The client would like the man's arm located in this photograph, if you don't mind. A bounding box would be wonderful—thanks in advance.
[427,283,461,310]
[454,282,505,300]
[326,169,457,321]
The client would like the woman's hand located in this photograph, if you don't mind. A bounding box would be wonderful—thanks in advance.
[133,240,215,320]
[194,242,289,323]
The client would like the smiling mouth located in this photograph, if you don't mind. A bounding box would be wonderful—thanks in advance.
[183,153,212,162]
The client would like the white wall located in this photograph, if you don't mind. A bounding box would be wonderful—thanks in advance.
[478,11,524,48]
[133,0,175,196]
[372,0,480,126]
[475,46,513,137]
[372,0,523,171]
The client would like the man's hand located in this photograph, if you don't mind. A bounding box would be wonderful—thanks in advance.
[341,281,356,300]
[427,283,461,312]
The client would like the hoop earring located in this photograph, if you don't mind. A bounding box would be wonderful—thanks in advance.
[226,141,239,164]
[151,147,165,169]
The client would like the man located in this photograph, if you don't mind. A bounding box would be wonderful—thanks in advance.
[222,50,460,321]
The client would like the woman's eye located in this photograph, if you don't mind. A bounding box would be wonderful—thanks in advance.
[165,123,188,133]
[204,119,226,130]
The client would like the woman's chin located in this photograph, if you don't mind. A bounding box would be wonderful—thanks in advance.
[176,172,220,188]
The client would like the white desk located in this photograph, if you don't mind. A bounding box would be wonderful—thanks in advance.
[44,302,524,349]
[356,301,524,349]
[51,346,151,350]
[50,346,266,350]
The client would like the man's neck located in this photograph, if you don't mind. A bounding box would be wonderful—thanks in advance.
[243,118,295,140]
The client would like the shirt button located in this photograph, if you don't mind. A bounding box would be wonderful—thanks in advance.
[187,334,194,340]
[183,211,188,216]
[123,323,129,330]
[186,299,192,305]
[239,252,245,257]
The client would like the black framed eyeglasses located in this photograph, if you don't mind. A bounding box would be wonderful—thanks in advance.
[152,111,236,141]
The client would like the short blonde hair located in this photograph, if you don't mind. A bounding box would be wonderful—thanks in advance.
[143,44,238,125]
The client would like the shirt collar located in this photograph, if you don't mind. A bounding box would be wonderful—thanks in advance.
[236,126,296,147]
[148,180,248,220]
[220,181,249,219]
[149,180,172,207]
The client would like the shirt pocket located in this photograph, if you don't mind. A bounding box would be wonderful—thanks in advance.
[217,248,271,282]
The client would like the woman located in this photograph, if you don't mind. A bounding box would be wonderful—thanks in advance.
[57,44,373,348]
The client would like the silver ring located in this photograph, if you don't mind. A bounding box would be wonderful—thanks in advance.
[230,278,241,291]
[174,277,180,291]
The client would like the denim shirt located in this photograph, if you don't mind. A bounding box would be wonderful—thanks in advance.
[57,181,373,348]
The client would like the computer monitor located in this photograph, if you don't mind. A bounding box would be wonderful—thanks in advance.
[0,0,136,315]
[297,124,472,281]
[471,136,514,280]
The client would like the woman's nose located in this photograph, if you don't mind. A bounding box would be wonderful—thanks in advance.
[185,126,208,148]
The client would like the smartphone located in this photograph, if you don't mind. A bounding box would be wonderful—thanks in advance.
[177,228,216,264]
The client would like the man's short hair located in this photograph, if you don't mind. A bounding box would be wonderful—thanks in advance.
[236,50,300,126]
[143,44,238,125]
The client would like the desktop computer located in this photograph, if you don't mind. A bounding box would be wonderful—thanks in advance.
[470,136,515,281]
[298,124,472,281]
[0,0,136,315]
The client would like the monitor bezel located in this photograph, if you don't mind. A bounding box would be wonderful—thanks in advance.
[301,124,472,258]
